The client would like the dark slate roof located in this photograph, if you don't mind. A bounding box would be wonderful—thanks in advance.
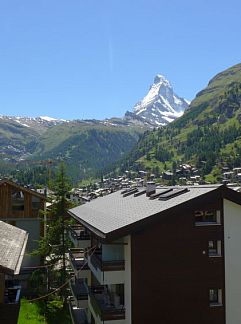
[69,185,230,240]
[0,221,28,275]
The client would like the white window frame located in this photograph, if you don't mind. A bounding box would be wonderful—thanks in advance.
[195,210,221,226]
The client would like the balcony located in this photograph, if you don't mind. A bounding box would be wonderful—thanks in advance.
[68,225,91,249]
[69,278,88,308]
[86,248,125,285]
[68,298,89,324]
[89,286,125,321]
[90,252,125,271]
[69,248,89,276]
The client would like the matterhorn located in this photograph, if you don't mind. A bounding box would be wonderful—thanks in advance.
[131,74,189,126]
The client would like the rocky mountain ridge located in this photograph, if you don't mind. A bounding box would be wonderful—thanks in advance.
[125,74,189,126]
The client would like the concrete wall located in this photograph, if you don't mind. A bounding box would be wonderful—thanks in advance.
[15,219,41,267]
[124,235,131,324]
[88,235,131,323]
[223,199,241,324]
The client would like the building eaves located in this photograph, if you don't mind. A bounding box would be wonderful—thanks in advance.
[0,221,28,275]
[68,185,230,241]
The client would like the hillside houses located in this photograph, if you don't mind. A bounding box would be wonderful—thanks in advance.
[67,164,241,209]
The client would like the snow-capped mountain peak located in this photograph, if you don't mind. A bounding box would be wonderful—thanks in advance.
[153,74,171,86]
[132,74,189,126]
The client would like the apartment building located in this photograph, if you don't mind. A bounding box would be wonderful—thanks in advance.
[0,179,46,268]
[67,224,92,323]
[0,221,28,324]
[68,184,241,324]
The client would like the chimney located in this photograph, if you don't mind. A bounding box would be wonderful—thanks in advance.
[146,181,156,197]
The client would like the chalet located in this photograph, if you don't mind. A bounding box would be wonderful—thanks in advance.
[67,184,241,324]
[0,221,28,324]
[162,170,173,180]
[0,179,47,268]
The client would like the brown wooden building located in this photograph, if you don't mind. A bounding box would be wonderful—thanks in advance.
[68,184,241,324]
[0,179,46,268]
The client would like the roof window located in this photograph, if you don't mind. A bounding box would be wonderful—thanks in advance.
[158,188,189,201]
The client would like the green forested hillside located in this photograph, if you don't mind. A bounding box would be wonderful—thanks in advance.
[118,63,241,182]
[0,119,39,160]
[33,121,143,179]
[0,117,145,182]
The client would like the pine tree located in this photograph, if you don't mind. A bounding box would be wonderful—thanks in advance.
[31,162,73,301]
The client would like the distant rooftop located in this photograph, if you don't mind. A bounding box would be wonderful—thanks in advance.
[0,221,28,275]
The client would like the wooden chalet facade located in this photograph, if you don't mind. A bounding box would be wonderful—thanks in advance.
[0,179,46,268]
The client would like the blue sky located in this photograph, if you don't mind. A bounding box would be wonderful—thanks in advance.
[0,0,240,120]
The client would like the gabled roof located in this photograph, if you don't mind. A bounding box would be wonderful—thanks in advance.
[69,185,241,241]
[0,221,28,275]
[0,178,47,200]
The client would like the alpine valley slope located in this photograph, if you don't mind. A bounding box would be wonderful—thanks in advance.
[119,62,241,182]
[0,75,188,181]
[32,119,145,179]
[0,116,146,180]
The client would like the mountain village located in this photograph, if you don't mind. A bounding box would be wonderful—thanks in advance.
[1,63,241,324]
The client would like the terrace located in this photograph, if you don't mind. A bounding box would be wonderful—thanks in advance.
[68,298,89,324]
[69,248,89,272]
[89,286,125,321]
[68,225,91,249]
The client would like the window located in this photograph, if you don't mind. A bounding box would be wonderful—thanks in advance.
[195,210,221,225]
[11,190,24,211]
[32,196,41,210]
[209,288,222,306]
[208,240,222,257]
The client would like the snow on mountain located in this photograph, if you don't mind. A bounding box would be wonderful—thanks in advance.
[0,115,67,128]
[39,116,58,122]
[131,74,189,126]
